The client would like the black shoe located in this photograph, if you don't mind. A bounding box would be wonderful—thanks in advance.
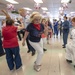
[32,52,35,56]
[43,48,47,52]
[27,50,31,53]
[74,65,75,68]
[0,53,5,57]
[62,44,64,46]
[62,46,66,48]
[70,37,72,39]
[66,59,72,63]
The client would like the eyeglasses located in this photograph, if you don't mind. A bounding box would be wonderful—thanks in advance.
[34,19,41,21]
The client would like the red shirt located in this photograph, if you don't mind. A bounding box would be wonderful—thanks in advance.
[2,25,19,48]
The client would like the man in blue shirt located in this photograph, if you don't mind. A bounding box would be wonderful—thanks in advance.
[62,16,69,48]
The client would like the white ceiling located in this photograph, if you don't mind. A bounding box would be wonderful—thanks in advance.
[0,0,75,17]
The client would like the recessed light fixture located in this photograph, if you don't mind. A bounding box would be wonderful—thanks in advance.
[70,12,75,14]
[5,0,19,4]
[23,7,32,11]
[34,0,43,3]
[41,7,48,10]
[61,0,70,3]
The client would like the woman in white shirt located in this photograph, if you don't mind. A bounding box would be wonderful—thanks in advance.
[66,17,75,67]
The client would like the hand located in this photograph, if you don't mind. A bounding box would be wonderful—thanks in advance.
[19,24,22,27]
[1,9,11,19]
[1,9,6,13]
[22,41,25,46]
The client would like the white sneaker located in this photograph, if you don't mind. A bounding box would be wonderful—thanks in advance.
[34,64,41,72]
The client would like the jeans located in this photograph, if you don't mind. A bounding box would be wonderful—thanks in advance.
[63,29,69,46]
[5,46,22,70]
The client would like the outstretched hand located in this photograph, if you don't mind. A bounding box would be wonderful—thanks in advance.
[22,41,25,46]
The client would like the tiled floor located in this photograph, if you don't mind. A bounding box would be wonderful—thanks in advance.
[0,36,75,75]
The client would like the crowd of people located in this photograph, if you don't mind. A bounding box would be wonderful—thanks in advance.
[0,8,75,72]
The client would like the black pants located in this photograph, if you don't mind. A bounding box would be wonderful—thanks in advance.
[20,29,25,38]
[17,29,25,41]
[59,27,62,36]
[0,38,5,55]
[63,29,69,46]
[26,36,35,53]
[17,31,22,41]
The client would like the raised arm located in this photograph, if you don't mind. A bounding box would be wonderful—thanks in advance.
[1,9,11,19]
[17,23,24,30]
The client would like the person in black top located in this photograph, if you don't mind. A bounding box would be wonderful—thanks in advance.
[22,13,44,72]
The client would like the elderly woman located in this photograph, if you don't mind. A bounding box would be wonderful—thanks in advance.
[2,10,23,71]
[66,17,75,67]
[41,18,48,51]
[22,12,44,72]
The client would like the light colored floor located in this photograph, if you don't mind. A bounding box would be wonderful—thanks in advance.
[0,36,75,75]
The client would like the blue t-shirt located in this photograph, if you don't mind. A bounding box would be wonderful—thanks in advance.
[26,23,44,42]
[63,20,69,30]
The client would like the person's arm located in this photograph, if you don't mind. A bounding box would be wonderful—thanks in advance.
[22,23,30,46]
[71,29,75,39]
[22,31,29,46]
[1,9,11,19]
[17,23,24,30]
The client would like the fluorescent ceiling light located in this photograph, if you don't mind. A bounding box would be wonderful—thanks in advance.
[61,0,70,3]
[41,7,48,10]
[70,12,75,14]
[23,7,32,11]
[34,0,43,3]
[5,0,19,4]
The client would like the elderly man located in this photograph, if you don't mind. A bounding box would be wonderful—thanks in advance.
[62,16,69,48]
[18,8,35,56]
